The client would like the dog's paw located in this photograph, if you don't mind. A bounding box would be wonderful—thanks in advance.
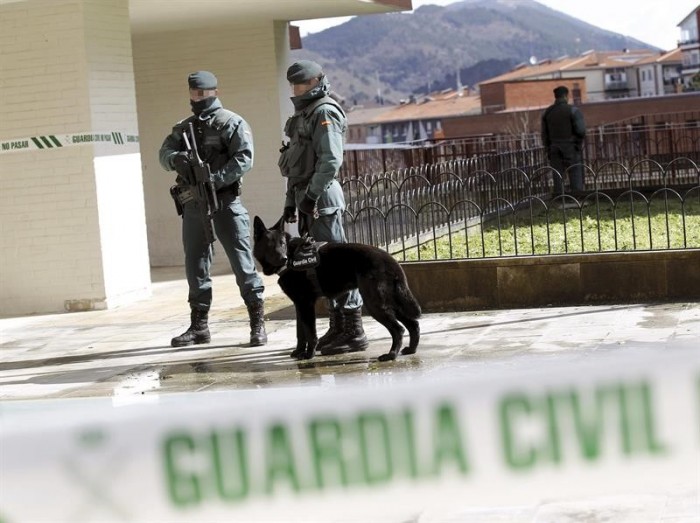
[401,346,417,355]
[290,347,305,359]
[378,352,397,362]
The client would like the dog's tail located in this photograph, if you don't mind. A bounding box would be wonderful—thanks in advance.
[395,278,421,318]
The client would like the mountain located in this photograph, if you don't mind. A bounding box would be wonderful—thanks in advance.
[292,0,657,105]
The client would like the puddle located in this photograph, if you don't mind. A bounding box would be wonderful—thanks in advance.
[111,367,163,405]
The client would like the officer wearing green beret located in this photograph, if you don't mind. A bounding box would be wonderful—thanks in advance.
[159,71,267,348]
[279,60,367,355]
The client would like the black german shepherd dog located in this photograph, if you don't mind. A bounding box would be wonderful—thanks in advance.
[253,216,421,362]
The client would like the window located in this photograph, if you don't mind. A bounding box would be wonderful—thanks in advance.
[605,68,627,90]
[572,82,582,104]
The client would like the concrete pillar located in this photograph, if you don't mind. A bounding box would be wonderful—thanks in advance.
[0,0,150,316]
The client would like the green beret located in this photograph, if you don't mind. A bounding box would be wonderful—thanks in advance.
[188,71,217,90]
[286,60,323,84]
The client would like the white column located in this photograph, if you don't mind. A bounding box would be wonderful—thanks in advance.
[0,0,150,316]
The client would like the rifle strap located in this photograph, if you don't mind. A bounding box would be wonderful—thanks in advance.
[301,95,346,120]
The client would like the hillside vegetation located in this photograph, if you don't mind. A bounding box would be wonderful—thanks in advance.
[293,0,654,105]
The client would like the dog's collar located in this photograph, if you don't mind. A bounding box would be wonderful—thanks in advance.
[276,265,290,276]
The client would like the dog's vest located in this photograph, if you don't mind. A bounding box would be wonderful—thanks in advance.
[287,236,326,295]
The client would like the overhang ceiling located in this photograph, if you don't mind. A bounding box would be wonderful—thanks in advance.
[0,0,412,34]
[129,0,412,34]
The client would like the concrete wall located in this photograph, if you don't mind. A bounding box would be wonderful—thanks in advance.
[402,250,700,312]
[0,0,149,316]
[132,20,291,268]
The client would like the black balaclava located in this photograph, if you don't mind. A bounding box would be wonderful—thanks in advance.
[290,76,330,112]
[190,96,218,115]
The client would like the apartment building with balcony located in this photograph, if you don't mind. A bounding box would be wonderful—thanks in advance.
[636,48,683,96]
[478,49,658,106]
[678,5,700,89]
[346,89,481,144]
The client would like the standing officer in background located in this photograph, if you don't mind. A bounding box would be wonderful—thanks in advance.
[541,85,586,195]
[279,60,367,355]
[159,71,267,348]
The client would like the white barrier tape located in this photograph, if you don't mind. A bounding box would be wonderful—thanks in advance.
[0,131,139,154]
[0,348,697,522]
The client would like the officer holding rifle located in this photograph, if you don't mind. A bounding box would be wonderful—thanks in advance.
[159,71,266,348]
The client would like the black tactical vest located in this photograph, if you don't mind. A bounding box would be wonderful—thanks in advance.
[279,96,346,185]
[182,108,238,173]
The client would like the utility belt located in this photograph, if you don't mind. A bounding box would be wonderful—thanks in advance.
[216,182,241,198]
[169,182,240,216]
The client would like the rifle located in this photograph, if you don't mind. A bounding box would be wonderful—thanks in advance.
[182,122,219,245]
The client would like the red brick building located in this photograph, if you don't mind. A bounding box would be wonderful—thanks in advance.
[480,77,587,114]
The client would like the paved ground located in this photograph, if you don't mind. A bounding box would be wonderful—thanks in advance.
[1,267,699,522]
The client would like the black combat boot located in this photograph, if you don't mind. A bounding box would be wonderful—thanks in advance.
[320,308,368,356]
[316,308,344,352]
[247,300,267,346]
[171,308,210,347]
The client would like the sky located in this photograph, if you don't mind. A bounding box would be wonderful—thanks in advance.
[294,0,699,51]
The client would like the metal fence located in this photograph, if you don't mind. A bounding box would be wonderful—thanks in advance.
[337,113,700,261]
[340,158,700,261]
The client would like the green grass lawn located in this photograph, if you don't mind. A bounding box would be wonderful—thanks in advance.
[397,196,700,261]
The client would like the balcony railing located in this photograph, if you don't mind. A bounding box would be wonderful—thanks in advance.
[605,81,628,91]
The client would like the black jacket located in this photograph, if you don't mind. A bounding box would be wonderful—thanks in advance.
[541,98,586,148]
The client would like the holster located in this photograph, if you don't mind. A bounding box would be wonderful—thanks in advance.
[169,185,193,216]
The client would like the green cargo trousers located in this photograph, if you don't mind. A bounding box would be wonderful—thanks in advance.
[182,194,264,311]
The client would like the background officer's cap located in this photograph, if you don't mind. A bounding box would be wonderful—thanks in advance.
[286,60,323,84]
[188,71,217,90]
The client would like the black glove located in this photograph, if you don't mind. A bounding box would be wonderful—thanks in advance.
[298,193,317,216]
[283,206,297,223]
[171,152,192,180]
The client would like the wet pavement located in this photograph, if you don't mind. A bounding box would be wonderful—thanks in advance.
[1,267,699,522]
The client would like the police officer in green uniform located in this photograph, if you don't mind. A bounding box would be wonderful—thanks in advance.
[159,71,267,348]
[279,60,367,355]
[541,85,586,195]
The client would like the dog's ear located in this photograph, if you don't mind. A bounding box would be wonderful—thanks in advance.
[271,216,285,231]
[253,216,266,240]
